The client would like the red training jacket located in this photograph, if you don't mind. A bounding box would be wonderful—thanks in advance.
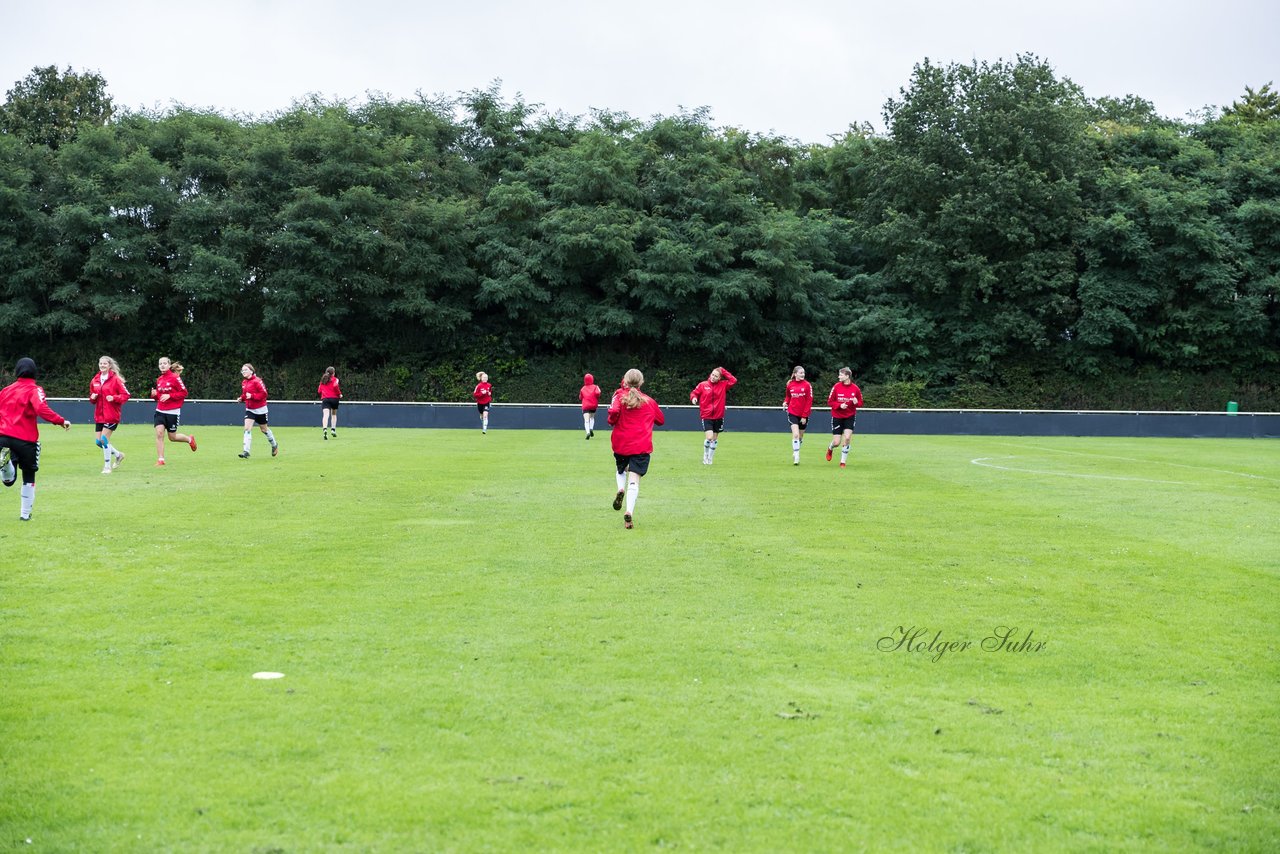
[152,371,188,413]
[240,375,269,409]
[473,382,493,405]
[827,381,863,416]
[90,372,131,423]
[0,378,67,442]
[579,373,601,410]
[784,380,813,418]
[608,388,664,455]
[318,377,342,400]
[689,367,737,419]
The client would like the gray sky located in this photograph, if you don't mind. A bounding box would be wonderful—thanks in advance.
[2,0,1276,142]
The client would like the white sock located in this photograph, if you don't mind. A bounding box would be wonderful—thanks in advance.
[482,413,489,430]
[625,480,639,514]
[20,483,34,517]
[584,413,591,434]
[709,439,718,460]
[265,429,277,447]
[792,439,800,452]
[616,471,626,492]
[588,414,595,431]
[243,430,252,453]
[2,459,14,483]
[103,445,112,463]
[841,445,851,463]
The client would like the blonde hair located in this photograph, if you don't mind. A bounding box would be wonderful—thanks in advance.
[838,366,852,380]
[242,363,255,375]
[790,365,804,381]
[100,355,125,384]
[622,368,645,409]
[476,371,487,382]
[170,361,185,376]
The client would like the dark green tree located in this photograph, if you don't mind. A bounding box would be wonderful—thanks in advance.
[0,65,114,149]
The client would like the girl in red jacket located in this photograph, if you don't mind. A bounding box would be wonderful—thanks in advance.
[472,371,493,433]
[238,364,279,459]
[608,369,664,530]
[690,366,736,465]
[151,357,197,466]
[825,367,863,469]
[783,365,813,465]
[578,372,601,439]
[318,366,342,439]
[90,355,130,473]
[0,357,71,521]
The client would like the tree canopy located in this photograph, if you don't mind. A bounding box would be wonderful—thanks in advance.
[2,60,1277,407]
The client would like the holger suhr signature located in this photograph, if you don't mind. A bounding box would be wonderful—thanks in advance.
[878,626,1046,662]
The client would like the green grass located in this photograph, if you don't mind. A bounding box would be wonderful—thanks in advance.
[2,428,1277,852]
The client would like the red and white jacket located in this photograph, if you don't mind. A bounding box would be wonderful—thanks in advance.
[784,380,813,418]
[240,375,269,411]
[318,377,342,401]
[90,372,131,423]
[0,379,67,442]
[152,371,188,413]
[608,388,665,455]
[690,367,737,419]
[579,374,601,411]
[827,381,863,417]
[473,382,493,406]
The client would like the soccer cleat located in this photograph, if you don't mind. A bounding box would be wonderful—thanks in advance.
[323,430,328,440]
[188,435,198,452]
[624,513,633,529]
[238,451,250,459]
[19,514,30,521]
[155,459,166,466]
[793,458,799,466]
[112,452,124,470]
[589,429,594,438]
[612,490,625,511]
[826,447,833,462]
[331,429,337,438]
[102,464,112,475]
[840,462,847,469]
[271,444,279,457]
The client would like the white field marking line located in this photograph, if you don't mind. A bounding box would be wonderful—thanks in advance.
[971,456,1190,485]
[990,442,1280,483]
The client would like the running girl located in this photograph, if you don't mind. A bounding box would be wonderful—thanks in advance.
[690,366,736,465]
[825,367,863,469]
[579,373,601,439]
[0,357,71,521]
[90,355,130,473]
[238,364,279,459]
[608,369,665,530]
[151,357,196,466]
[473,372,493,433]
[318,366,342,439]
[783,365,813,465]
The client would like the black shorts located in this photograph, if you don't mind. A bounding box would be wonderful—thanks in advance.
[154,412,180,432]
[321,398,340,411]
[95,422,120,432]
[614,452,651,477]
[831,415,857,434]
[701,418,724,434]
[787,414,808,428]
[477,402,491,413]
[244,410,269,425]
[0,434,40,482]
[582,407,597,414]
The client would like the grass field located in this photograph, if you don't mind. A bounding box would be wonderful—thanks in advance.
[1,426,1277,852]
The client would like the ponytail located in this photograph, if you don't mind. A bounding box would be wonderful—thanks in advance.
[321,366,335,384]
[622,368,645,409]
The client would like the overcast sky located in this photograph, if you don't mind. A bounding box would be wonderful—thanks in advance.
[2,0,1276,142]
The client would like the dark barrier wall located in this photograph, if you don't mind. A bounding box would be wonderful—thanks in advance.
[50,400,1280,438]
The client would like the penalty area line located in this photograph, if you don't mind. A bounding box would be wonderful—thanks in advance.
[971,456,1189,485]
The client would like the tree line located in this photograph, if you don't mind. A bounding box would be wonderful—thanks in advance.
[2,57,1277,408]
